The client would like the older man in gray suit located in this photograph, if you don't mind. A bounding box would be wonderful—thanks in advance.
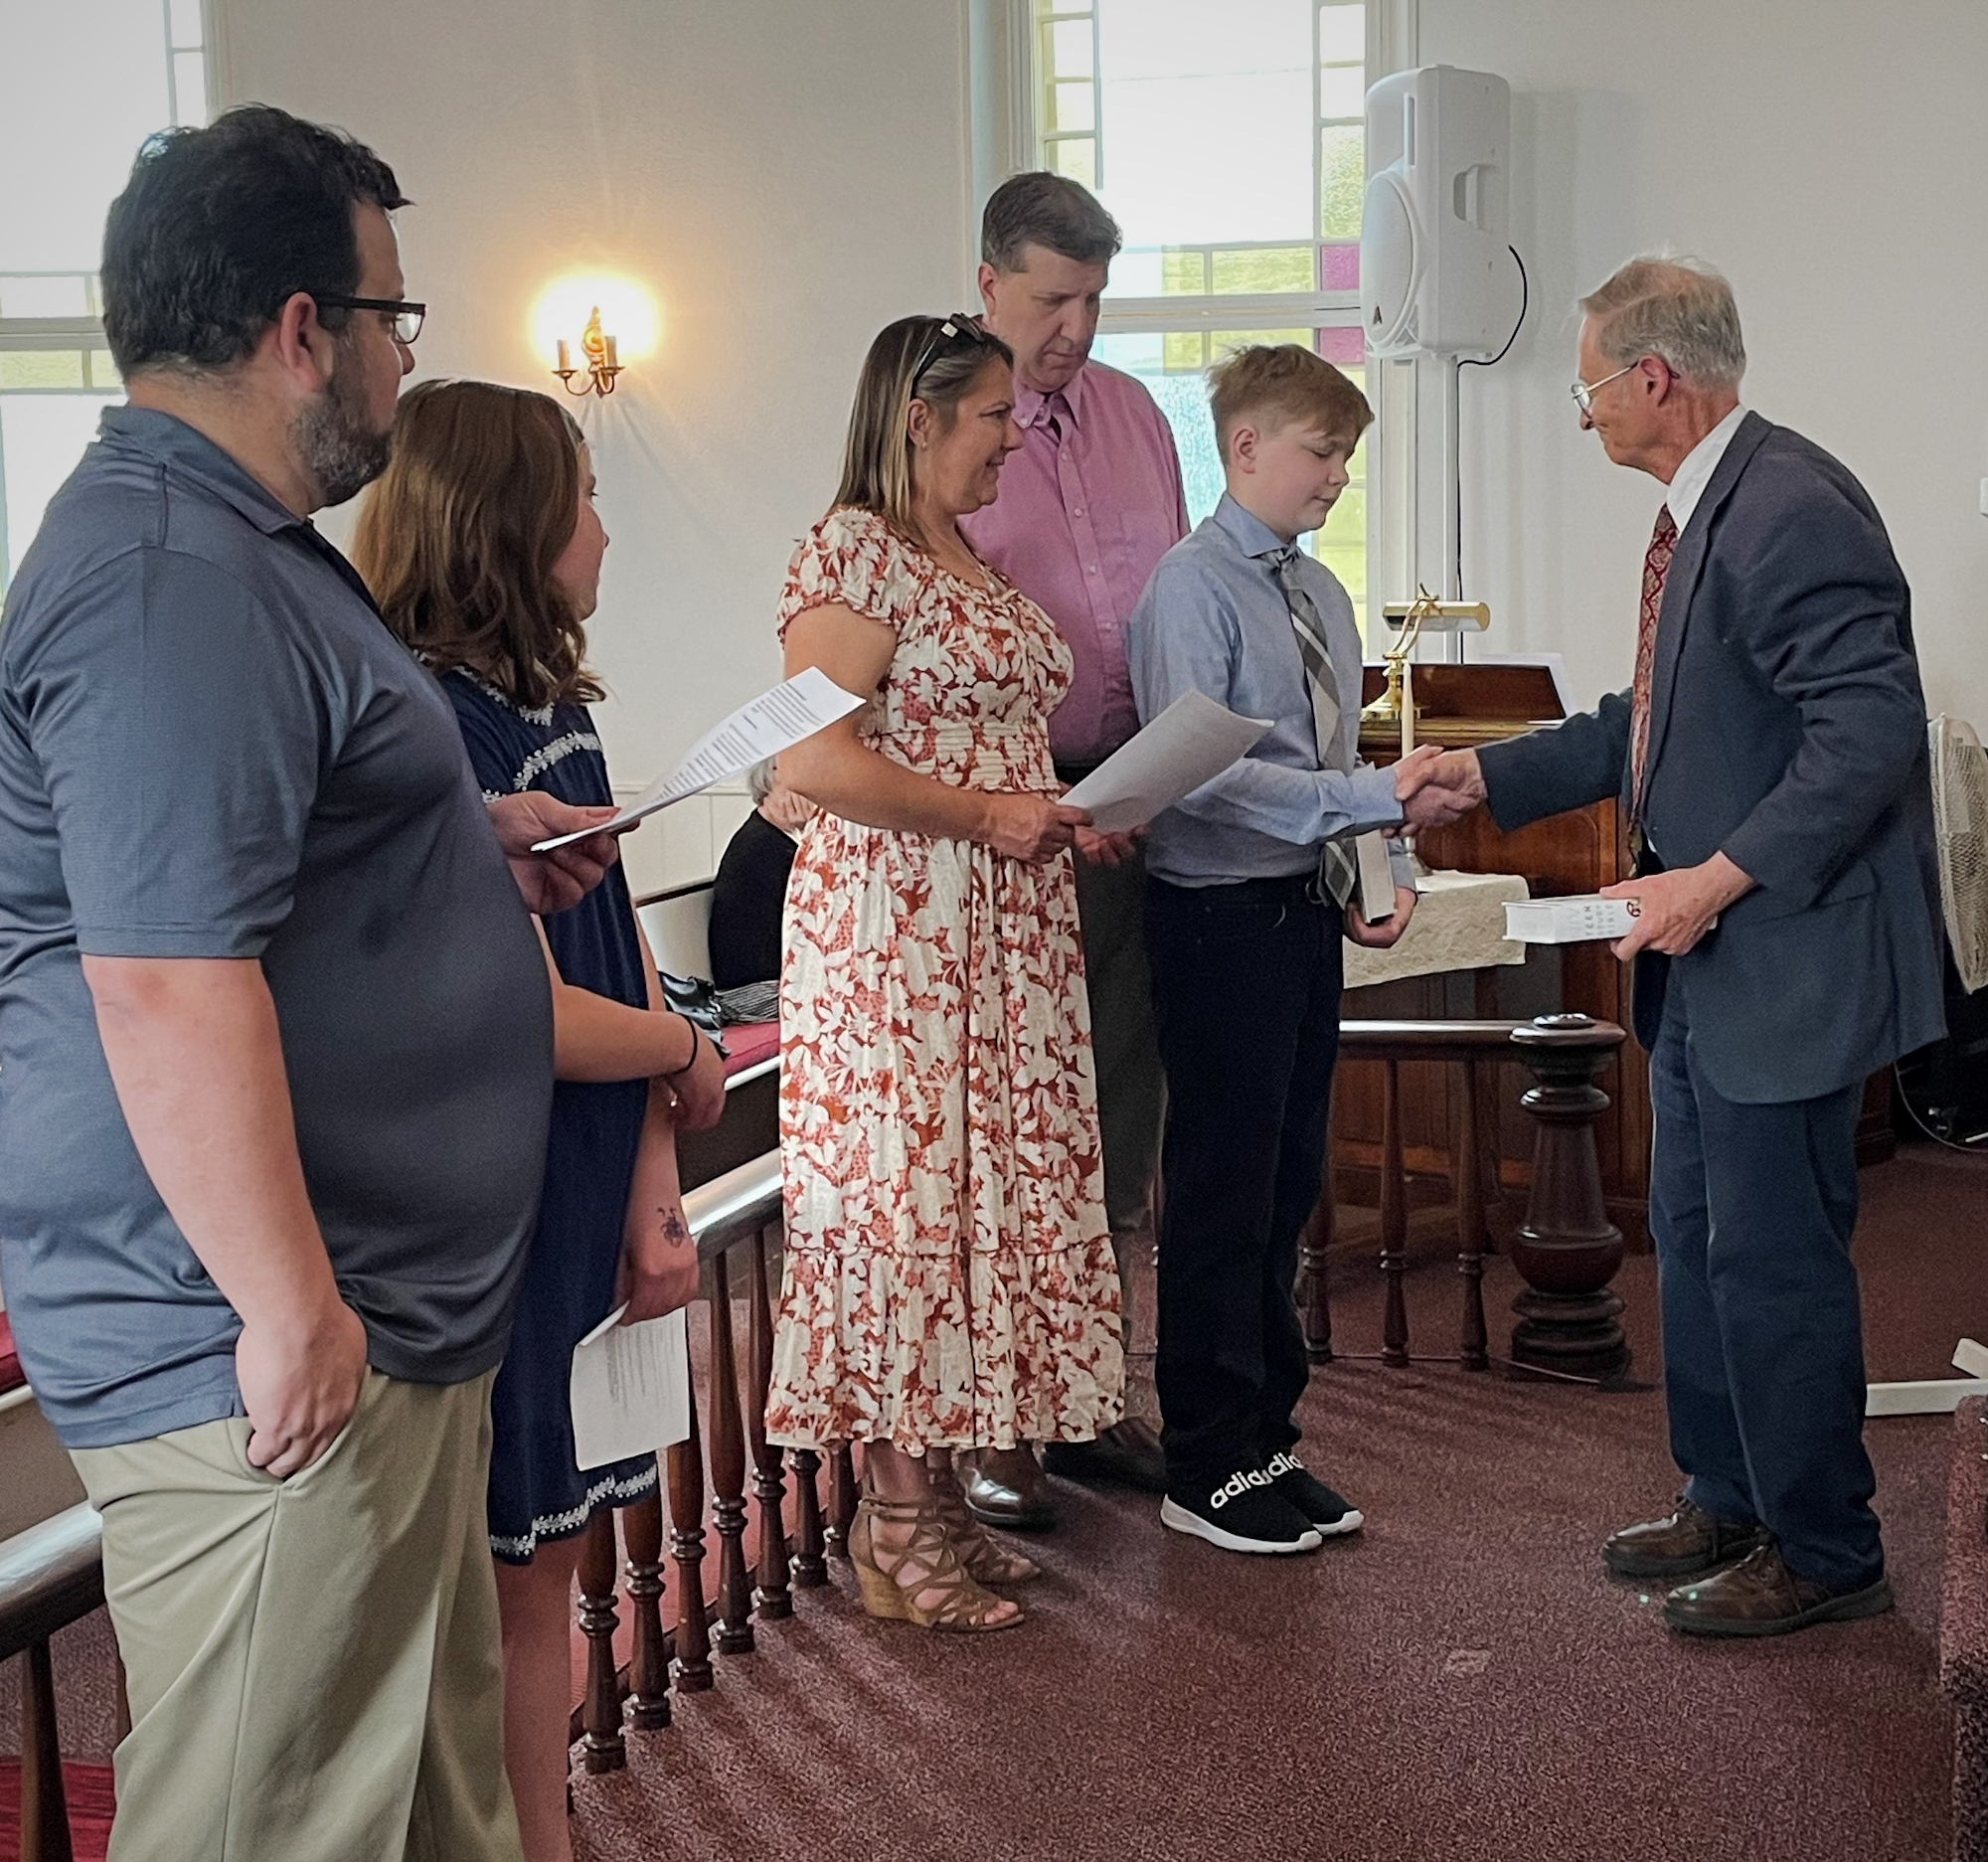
[1410,256,1944,1637]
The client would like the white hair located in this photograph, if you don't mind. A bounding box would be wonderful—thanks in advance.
[1579,254,1746,390]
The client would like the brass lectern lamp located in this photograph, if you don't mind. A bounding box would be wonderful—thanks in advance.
[1359,586,1491,757]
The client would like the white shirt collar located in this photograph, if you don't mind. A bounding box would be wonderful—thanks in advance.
[1664,403,1747,536]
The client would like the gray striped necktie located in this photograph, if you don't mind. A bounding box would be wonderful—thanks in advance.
[1271,547,1359,907]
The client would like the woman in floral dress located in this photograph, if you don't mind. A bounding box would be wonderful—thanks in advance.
[766,315,1126,1631]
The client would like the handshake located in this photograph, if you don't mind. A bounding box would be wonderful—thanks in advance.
[1390,745,1487,830]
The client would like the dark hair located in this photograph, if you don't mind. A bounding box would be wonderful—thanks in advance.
[101,103,409,376]
[351,381,603,713]
[980,171,1121,272]
[832,316,1014,539]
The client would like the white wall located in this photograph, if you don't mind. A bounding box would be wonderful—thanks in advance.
[1417,0,1988,724]
[216,0,974,891]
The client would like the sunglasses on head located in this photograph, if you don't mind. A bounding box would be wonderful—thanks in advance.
[910,314,997,388]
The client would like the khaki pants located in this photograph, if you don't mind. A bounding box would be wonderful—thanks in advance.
[72,1369,522,1862]
[1070,839,1166,1334]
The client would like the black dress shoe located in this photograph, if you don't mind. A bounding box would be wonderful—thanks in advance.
[1601,1495,1768,1580]
[1042,1418,1169,1493]
[960,1452,1059,1532]
[1662,1544,1894,1638]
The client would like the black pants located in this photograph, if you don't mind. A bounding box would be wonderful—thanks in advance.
[1145,874,1343,1492]
[1648,985,1882,1589]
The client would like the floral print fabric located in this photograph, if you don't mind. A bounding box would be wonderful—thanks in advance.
[763,507,1125,1451]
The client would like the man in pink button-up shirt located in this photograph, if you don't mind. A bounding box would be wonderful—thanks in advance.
[959,173,1187,1524]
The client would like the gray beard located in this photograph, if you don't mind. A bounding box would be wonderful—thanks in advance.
[293,349,393,507]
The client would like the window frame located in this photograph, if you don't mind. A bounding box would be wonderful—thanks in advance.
[0,0,218,591]
[1014,0,1420,640]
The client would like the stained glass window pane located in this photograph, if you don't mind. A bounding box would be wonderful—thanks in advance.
[1319,123,1365,242]
[1049,81,1095,134]
[1210,246,1313,294]
[1050,19,1093,81]
[1318,4,1364,63]
[1318,64,1366,120]
[1051,136,1096,190]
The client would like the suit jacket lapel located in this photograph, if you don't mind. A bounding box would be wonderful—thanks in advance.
[1642,412,1772,797]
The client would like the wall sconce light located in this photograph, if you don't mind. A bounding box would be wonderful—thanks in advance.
[532,272,659,402]
[554,305,622,397]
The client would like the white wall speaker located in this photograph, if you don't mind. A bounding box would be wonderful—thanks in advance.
[1361,66,1524,360]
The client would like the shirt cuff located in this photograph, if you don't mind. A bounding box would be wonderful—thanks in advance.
[1345,762,1405,835]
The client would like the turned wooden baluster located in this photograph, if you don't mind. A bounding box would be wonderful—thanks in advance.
[621,1478,670,1730]
[1455,1058,1490,1371]
[576,1510,625,1774]
[747,1226,792,1619]
[825,1444,858,1558]
[1507,1013,1631,1381]
[705,1249,755,1654]
[20,1640,75,1862]
[1379,1058,1409,1367]
[789,1448,827,1587]
[666,1374,713,1693]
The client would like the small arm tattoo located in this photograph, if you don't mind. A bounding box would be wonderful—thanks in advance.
[656,1211,692,1249]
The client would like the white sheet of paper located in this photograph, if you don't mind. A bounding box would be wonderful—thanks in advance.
[1354,830,1397,922]
[1061,691,1271,833]
[569,1303,692,1471]
[533,665,864,849]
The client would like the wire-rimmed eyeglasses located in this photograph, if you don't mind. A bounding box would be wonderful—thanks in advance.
[309,293,426,346]
[1568,360,1638,417]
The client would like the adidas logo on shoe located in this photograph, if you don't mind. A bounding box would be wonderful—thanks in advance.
[1160,1465,1322,1556]
[1209,1466,1278,1509]
[1264,1450,1364,1537]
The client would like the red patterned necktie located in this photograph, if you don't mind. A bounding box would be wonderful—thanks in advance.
[1628,503,1678,819]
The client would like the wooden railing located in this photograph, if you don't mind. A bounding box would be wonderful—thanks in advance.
[0,1503,114,1862]
[571,1150,826,1771]
[1306,1013,1632,1381]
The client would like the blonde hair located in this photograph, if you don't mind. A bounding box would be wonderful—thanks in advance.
[831,315,1014,539]
[1209,343,1372,464]
[1579,256,1746,389]
[352,379,603,710]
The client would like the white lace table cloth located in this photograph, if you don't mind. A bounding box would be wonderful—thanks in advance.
[1342,869,1530,989]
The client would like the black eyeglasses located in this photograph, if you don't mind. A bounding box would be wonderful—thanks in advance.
[910,314,996,388]
[307,293,426,345]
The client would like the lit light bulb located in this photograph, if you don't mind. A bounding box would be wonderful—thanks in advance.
[529,271,661,370]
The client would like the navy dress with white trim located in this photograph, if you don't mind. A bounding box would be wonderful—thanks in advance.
[442,670,659,1560]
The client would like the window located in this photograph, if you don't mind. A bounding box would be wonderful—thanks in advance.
[0,0,211,593]
[1031,0,1377,616]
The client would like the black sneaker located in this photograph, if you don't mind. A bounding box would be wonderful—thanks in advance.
[1160,1468,1323,1555]
[1264,1450,1365,1538]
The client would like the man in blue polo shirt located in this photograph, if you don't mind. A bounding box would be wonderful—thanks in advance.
[0,107,616,1860]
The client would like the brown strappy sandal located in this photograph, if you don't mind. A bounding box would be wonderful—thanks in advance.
[848,1491,1027,1631]
[927,1462,1042,1586]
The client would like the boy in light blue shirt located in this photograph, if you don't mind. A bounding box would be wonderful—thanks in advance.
[1127,344,1442,1556]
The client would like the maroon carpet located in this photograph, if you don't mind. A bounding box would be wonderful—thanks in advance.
[568,1143,1975,1862]
[4,1144,1976,1862]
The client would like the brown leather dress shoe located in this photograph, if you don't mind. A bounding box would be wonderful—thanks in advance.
[1600,1495,1768,1580]
[1041,1418,1169,1494]
[1661,1543,1894,1637]
[959,1447,1059,1532]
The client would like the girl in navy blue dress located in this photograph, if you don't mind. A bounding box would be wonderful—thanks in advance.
[354,380,727,1862]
